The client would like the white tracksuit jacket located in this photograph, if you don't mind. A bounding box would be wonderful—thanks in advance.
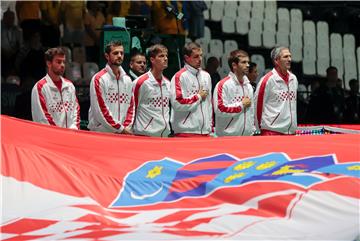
[170,64,212,135]
[31,74,80,129]
[88,64,135,133]
[254,68,298,134]
[214,72,255,136]
[132,71,171,137]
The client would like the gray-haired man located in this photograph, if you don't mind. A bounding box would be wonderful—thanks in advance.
[254,46,298,135]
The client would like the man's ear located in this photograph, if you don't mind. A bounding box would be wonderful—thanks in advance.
[232,62,237,71]
[184,55,190,63]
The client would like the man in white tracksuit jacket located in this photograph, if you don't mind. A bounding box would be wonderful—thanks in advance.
[132,44,171,137]
[88,41,135,134]
[254,46,298,135]
[170,42,212,137]
[31,47,80,129]
[214,50,255,136]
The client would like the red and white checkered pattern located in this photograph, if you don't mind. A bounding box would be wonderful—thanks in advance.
[276,91,297,102]
[106,92,130,104]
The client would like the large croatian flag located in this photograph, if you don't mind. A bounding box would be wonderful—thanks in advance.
[1,116,359,240]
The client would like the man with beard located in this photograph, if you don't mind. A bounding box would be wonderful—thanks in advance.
[31,47,80,129]
[88,41,134,134]
[254,46,298,135]
[132,44,171,137]
[214,50,255,136]
[170,42,212,137]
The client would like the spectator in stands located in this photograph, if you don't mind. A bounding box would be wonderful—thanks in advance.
[1,75,21,116]
[247,62,259,92]
[60,1,86,47]
[150,1,187,35]
[105,1,151,25]
[31,47,80,129]
[1,8,22,79]
[15,30,46,82]
[128,51,147,81]
[213,50,254,136]
[132,44,171,137]
[84,1,105,62]
[40,1,61,47]
[105,1,128,24]
[205,56,221,95]
[307,66,345,123]
[15,1,41,41]
[88,41,134,134]
[254,46,298,135]
[186,1,207,41]
[344,79,360,123]
[170,42,212,137]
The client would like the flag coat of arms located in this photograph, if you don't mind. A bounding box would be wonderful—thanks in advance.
[1,116,359,240]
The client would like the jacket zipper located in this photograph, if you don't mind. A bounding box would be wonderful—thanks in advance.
[160,82,167,137]
[241,83,246,135]
[287,83,293,134]
[117,80,121,121]
[60,88,67,128]
[196,73,205,134]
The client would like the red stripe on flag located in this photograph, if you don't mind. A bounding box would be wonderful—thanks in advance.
[75,214,127,226]
[162,228,225,237]
[154,209,215,224]
[168,174,216,193]
[64,230,127,239]
[1,218,57,234]
[3,234,53,241]
[73,204,138,219]
[235,193,298,218]
[180,160,236,171]
[311,177,360,199]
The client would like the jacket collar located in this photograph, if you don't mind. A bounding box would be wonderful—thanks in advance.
[229,71,250,85]
[273,68,291,84]
[45,74,70,90]
[147,70,166,86]
[105,64,126,80]
[185,63,200,76]
[129,69,138,80]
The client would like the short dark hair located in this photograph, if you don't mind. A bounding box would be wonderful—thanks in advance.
[249,62,257,73]
[147,44,167,59]
[44,47,65,62]
[349,79,358,87]
[206,56,219,66]
[183,42,201,57]
[228,49,249,71]
[326,66,338,74]
[130,50,145,62]
[105,40,123,54]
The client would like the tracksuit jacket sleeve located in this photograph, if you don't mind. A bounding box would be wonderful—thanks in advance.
[31,84,56,126]
[170,74,201,112]
[90,76,125,133]
[214,82,244,118]
[68,86,81,130]
[254,77,270,132]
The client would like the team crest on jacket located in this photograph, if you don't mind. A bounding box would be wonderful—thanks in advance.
[110,153,359,207]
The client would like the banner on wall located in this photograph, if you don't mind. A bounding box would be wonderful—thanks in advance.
[1,116,359,240]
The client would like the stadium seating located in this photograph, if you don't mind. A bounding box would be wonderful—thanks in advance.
[65,62,82,84]
[222,16,236,33]
[83,62,99,85]
[210,1,224,22]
